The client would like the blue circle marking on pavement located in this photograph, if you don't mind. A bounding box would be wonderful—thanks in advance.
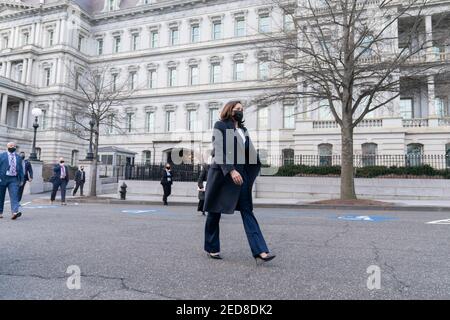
[23,205,60,209]
[333,215,396,222]
[121,209,157,214]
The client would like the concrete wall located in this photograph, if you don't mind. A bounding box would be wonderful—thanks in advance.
[119,177,450,200]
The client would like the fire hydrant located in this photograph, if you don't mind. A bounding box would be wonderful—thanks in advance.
[119,182,127,200]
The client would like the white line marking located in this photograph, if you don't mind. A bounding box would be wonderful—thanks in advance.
[22,202,31,207]
[426,219,450,225]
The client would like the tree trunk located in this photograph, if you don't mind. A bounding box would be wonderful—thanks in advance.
[89,129,99,197]
[340,124,356,200]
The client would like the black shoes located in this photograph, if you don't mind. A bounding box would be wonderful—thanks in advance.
[255,253,276,263]
[11,212,22,220]
[207,253,223,260]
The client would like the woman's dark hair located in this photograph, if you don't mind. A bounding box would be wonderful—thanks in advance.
[220,100,244,127]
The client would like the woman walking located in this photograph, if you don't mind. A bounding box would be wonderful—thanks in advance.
[197,163,209,216]
[203,100,275,263]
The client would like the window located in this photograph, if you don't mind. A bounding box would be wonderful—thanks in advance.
[168,67,177,87]
[129,72,137,90]
[71,150,79,166]
[23,32,30,46]
[191,25,200,43]
[166,111,175,132]
[210,63,221,83]
[78,35,83,51]
[259,14,270,33]
[319,99,333,120]
[126,112,134,133]
[190,65,199,85]
[101,155,113,165]
[75,72,81,90]
[131,33,139,51]
[406,143,423,167]
[145,111,155,132]
[360,35,374,57]
[400,98,413,119]
[97,39,104,55]
[283,104,295,129]
[2,36,9,49]
[235,18,246,37]
[143,151,151,165]
[212,21,222,40]
[284,13,295,31]
[148,70,157,88]
[112,74,118,91]
[258,106,269,130]
[151,31,159,48]
[436,97,447,118]
[258,60,269,80]
[170,28,179,46]
[48,30,54,46]
[107,114,115,134]
[39,109,48,130]
[362,143,378,166]
[44,68,51,87]
[109,0,115,11]
[233,62,244,81]
[318,143,332,166]
[114,36,121,53]
[187,109,197,131]
[282,148,295,165]
[209,108,219,129]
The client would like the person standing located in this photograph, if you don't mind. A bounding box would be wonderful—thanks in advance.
[50,157,70,205]
[197,163,209,216]
[18,152,33,204]
[203,101,275,263]
[73,166,86,196]
[0,142,24,220]
[160,163,173,205]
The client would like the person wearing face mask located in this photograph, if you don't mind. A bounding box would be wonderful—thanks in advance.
[50,157,70,205]
[0,142,24,220]
[160,163,173,205]
[73,166,86,197]
[203,101,275,263]
[17,152,33,204]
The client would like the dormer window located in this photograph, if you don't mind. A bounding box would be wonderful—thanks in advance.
[104,0,119,12]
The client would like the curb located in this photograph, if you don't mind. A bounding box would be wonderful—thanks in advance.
[32,198,450,212]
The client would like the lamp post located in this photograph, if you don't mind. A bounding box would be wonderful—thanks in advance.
[85,117,95,160]
[29,107,42,161]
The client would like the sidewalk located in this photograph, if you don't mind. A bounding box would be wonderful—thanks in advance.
[31,193,450,212]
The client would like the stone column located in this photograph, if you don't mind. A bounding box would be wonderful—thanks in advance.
[5,61,11,78]
[428,75,436,117]
[22,100,30,128]
[21,58,28,83]
[17,100,24,128]
[26,58,33,85]
[0,93,8,124]
[27,160,44,194]
[425,15,434,62]
[78,160,102,196]
[59,19,66,44]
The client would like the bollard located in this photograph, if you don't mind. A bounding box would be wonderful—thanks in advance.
[119,182,127,200]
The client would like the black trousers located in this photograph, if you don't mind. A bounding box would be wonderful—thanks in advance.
[204,171,269,257]
[51,180,67,202]
[162,184,171,204]
[73,181,85,196]
[18,180,27,203]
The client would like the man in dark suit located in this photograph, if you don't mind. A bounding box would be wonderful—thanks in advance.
[72,166,86,196]
[0,142,24,220]
[160,163,173,205]
[50,157,70,205]
[18,151,33,203]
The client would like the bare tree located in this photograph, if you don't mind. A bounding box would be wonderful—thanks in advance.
[254,0,448,199]
[56,63,134,196]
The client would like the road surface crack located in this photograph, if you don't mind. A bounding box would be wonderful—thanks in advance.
[324,223,351,247]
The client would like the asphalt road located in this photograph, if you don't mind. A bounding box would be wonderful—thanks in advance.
[0,202,449,300]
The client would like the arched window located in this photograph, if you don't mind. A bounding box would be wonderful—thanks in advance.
[318,143,332,166]
[362,143,377,166]
[406,143,423,167]
[282,148,295,165]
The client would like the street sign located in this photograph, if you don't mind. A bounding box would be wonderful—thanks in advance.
[334,215,395,222]
[426,219,450,225]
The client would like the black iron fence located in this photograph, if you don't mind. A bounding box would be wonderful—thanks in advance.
[264,154,450,170]
[117,163,203,181]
